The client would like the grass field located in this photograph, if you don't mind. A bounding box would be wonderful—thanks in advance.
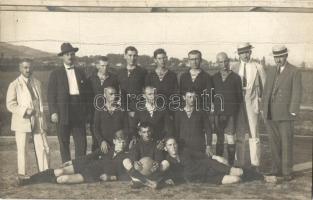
[0,136,311,199]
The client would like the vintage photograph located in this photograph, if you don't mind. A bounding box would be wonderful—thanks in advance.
[0,1,312,199]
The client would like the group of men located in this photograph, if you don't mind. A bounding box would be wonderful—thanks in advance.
[6,41,302,188]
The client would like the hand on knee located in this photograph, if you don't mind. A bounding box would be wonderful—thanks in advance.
[123,158,133,171]
[221,175,241,184]
[160,160,170,172]
[230,167,243,176]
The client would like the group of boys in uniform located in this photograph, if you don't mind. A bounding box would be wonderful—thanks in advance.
[8,41,301,188]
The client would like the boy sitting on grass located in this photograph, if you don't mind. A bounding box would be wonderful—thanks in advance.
[123,122,170,189]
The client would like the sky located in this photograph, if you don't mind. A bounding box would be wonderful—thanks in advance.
[1,11,313,66]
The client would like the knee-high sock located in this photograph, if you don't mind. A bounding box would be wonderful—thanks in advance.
[216,143,224,156]
[227,144,236,166]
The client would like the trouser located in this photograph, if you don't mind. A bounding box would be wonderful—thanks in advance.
[15,131,50,175]
[264,120,294,176]
[57,123,87,163]
[58,96,87,163]
[89,120,99,152]
[214,114,236,165]
[236,101,260,167]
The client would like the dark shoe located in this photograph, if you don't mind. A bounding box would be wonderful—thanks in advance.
[130,180,144,189]
[283,175,293,182]
[216,143,224,156]
[250,165,260,173]
[16,175,30,186]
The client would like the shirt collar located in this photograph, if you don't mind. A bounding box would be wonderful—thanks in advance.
[97,72,109,80]
[20,74,29,83]
[145,102,156,111]
[64,63,74,69]
[126,65,137,71]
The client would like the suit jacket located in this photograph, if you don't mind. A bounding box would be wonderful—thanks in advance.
[231,61,266,113]
[6,75,47,132]
[261,62,302,121]
[47,67,89,125]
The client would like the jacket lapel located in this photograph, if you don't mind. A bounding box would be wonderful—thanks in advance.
[74,68,83,91]
[273,63,291,94]
[60,68,70,93]
[248,63,258,86]
[17,76,32,106]
[230,62,240,74]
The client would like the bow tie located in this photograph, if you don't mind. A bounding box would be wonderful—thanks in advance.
[66,66,75,70]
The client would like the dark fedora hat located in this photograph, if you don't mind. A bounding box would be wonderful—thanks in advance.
[57,42,79,56]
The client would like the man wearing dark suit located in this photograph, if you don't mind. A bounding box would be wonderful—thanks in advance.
[117,46,147,114]
[145,48,179,112]
[88,56,119,151]
[48,43,89,163]
[212,52,243,165]
[261,45,302,181]
[179,50,213,111]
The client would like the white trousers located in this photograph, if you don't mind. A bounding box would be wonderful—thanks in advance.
[15,131,50,175]
[236,99,261,167]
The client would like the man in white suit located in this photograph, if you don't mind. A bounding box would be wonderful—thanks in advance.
[6,59,50,180]
[231,43,266,169]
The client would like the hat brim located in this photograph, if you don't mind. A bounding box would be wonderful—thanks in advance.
[235,46,254,54]
[57,47,79,56]
[271,51,288,57]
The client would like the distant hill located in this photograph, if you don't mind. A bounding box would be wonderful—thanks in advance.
[0,42,55,58]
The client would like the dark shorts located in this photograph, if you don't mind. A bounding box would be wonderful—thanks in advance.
[184,158,231,185]
[73,159,116,183]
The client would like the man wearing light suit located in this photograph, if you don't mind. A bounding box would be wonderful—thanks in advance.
[48,43,89,163]
[261,45,302,181]
[6,59,50,180]
[231,43,266,169]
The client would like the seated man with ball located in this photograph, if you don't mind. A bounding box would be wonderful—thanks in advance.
[123,122,170,189]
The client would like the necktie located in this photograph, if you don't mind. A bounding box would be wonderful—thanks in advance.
[127,69,133,77]
[242,63,247,87]
[26,79,37,100]
[277,65,281,75]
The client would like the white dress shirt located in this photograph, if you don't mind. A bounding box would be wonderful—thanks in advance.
[145,102,156,117]
[279,65,285,74]
[238,61,255,89]
[64,63,80,95]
